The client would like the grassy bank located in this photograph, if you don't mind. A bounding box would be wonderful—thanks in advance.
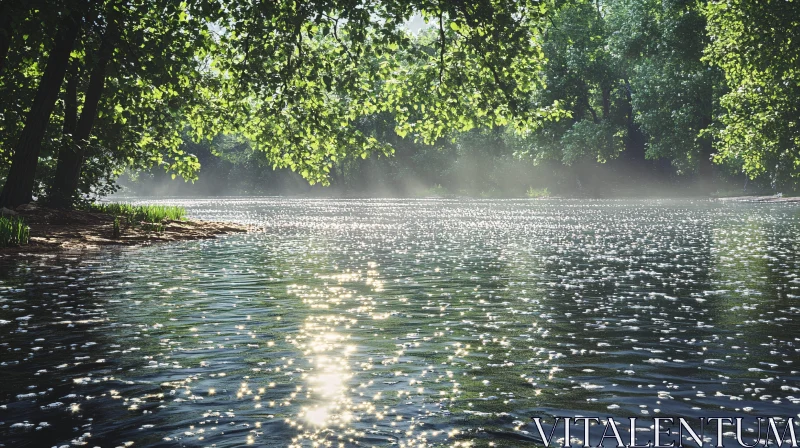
[0,202,246,255]
[81,203,187,234]
[2,203,184,248]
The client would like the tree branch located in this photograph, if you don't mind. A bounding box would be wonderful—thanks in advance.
[439,10,445,84]
[326,14,355,62]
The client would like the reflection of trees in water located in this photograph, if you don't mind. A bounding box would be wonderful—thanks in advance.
[707,207,800,323]
[705,207,800,406]
[495,203,745,419]
[707,210,773,324]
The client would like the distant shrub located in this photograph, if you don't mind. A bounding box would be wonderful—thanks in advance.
[526,187,550,198]
[419,184,449,197]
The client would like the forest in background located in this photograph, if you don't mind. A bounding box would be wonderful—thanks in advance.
[1,0,799,204]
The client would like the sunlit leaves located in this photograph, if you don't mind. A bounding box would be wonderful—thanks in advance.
[209,0,558,184]
[7,0,557,192]
[703,0,800,186]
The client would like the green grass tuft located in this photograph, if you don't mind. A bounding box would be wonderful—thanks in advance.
[112,216,121,238]
[83,203,185,234]
[84,203,186,224]
[0,216,30,247]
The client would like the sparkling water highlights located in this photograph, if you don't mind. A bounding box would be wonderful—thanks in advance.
[1,198,799,447]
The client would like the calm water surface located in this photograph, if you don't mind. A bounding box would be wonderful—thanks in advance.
[1,199,799,447]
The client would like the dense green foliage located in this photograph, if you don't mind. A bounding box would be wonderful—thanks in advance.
[703,0,800,187]
[1,0,799,204]
[0,216,30,247]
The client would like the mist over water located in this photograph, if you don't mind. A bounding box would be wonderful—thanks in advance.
[1,198,799,447]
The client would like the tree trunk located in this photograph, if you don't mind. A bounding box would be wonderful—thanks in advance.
[621,77,647,169]
[695,114,715,193]
[49,15,118,208]
[62,61,79,137]
[0,5,85,208]
[44,61,79,205]
[0,0,15,74]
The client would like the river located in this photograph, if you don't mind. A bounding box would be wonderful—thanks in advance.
[1,198,799,447]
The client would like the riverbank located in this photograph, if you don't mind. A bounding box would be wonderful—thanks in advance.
[0,204,248,256]
[716,195,800,203]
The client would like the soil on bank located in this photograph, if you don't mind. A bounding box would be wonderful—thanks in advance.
[0,204,249,256]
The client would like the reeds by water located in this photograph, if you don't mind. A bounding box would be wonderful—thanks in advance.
[86,203,186,224]
[0,216,30,247]
[84,203,185,235]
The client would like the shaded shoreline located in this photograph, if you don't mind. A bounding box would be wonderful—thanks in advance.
[715,195,800,203]
[0,205,249,257]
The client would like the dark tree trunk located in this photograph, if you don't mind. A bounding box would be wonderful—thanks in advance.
[0,0,15,74]
[45,61,79,205]
[621,78,647,169]
[62,61,79,136]
[578,81,599,124]
[584,96,599,124]
[49,15,118,208]
[695,114,715,193]
[0,5,85,208]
